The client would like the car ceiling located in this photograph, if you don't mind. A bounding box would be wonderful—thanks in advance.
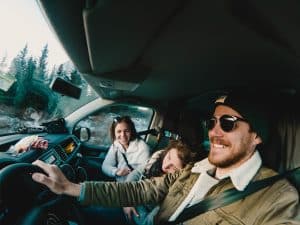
[37,0,300,109]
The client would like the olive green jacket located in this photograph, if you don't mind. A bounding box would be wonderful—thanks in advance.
[80,165,300,225]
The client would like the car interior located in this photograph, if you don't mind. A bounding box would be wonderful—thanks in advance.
[1,0,300,224]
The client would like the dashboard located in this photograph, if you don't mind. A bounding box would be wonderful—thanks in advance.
[38,135,81,166]
[0,134,86,225]
[0,134,81,169]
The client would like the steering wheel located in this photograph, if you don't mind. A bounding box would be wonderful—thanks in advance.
[0,163,47,209]
[0,163,85,225]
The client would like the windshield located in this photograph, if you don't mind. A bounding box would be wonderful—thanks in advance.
[0,0,98,135]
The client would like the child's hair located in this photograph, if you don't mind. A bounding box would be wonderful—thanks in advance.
[144,140,196,178]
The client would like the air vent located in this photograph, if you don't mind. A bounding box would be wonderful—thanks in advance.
[54,145,67,161]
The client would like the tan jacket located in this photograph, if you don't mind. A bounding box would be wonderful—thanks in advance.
[81,165,300,225]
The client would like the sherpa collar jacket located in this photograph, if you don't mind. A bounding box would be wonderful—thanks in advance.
[80,164,300,225]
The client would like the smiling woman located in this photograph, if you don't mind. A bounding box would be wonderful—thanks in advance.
[101,115,151,182]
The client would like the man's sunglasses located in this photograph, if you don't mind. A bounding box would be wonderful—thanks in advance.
[205,115,248,132]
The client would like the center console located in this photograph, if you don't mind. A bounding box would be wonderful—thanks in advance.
[38,135,80,166]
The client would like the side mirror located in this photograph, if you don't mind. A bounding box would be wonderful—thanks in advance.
[75,127,90,142]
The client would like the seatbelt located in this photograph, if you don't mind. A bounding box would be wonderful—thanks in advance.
[120,152,134,171]
[165,167,300,225]
[138,128,158,136]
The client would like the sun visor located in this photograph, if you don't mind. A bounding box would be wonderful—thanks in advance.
[82,0,187,79]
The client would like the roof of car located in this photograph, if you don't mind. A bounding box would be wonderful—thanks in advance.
[37,0,300,110]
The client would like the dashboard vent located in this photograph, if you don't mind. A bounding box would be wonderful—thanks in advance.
[54,145,67,161]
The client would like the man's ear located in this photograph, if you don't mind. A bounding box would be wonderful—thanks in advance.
[254,134,262,145]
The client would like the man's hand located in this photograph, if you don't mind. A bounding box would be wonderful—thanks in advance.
[32,160,81,197]
[123,207,139,223]
[116,167,132,177]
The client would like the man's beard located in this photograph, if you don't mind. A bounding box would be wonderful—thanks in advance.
[208,149,247,168]
[208,136,252,168]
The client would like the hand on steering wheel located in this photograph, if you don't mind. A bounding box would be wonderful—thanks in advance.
[32,160,81,197]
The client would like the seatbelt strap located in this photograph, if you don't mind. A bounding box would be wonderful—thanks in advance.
[165,167,300,225]
[121,152,134,171]
[138,128,158,136]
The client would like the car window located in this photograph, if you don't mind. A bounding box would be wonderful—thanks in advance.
[0,1,98,136]
[75,103,154,147]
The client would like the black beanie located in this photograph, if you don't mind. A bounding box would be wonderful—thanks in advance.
[214,92,269,143]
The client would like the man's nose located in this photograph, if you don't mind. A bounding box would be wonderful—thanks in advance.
[209,120,223,136]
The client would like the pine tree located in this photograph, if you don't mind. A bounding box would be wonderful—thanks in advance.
[56,64,69,81]
[9,45,28,81]
[36,44,49,83]
[70,68,83,86]
[9,45,29,107]
[26,57,37,81]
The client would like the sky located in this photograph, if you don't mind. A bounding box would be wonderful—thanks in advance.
[0,0,69,70]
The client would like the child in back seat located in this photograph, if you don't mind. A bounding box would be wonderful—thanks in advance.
[123,140,197,225]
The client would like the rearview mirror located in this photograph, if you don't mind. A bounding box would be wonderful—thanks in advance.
[50,77,82,99]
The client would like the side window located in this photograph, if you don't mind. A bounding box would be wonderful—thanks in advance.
[75,103,153,148]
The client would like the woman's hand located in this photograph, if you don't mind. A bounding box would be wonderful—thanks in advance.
[116,167,132,177]
[14,136,48,153]
[123,207,139,222]
[31,137,49,149]
[31,160,81,196]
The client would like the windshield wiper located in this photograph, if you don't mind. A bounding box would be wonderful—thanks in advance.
[17,126,47,134]
[0,126,47,137]
[0,118,67,137]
